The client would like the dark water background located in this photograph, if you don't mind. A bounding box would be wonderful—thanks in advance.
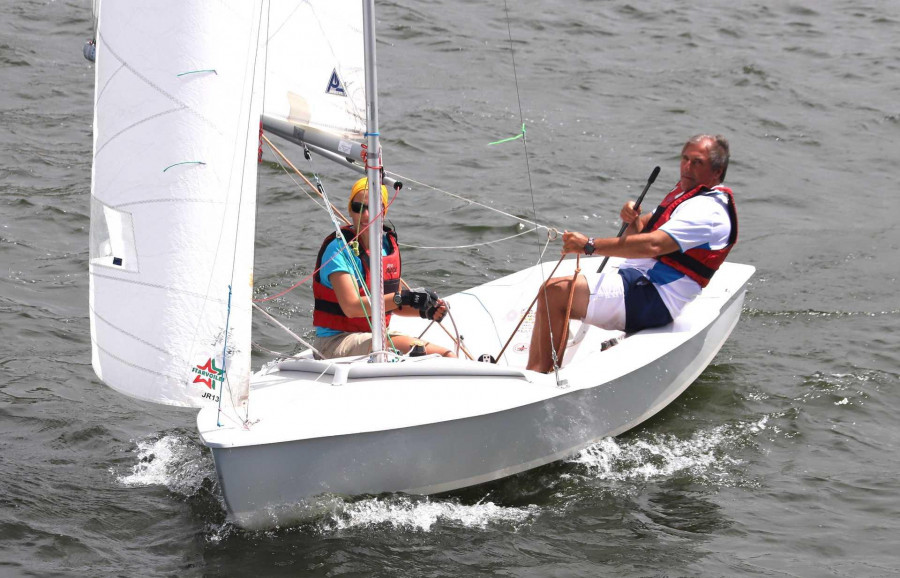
[2,0,899,576]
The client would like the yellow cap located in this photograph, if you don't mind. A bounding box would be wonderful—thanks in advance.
[350,177,389,214]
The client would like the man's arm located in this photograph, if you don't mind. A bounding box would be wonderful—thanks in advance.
[562,228,679,259]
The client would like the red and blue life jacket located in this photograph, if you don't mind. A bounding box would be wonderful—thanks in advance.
[312,226,402,333]
[645,184,738,288]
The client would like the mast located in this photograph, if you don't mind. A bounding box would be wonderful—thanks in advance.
[362,0,386,362]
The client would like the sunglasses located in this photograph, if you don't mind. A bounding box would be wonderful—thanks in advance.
[350,201,370,213]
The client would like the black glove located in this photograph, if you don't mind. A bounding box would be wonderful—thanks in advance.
[422,289,443,320]
[399,288,439,318]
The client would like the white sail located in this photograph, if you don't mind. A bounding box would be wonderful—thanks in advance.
[264,1,367,144]
[89,1,267,410]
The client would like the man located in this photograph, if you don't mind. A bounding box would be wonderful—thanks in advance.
[312,177,457,359]
[527,134,738,373]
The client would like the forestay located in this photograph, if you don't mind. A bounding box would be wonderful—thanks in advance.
[88,1,267,410]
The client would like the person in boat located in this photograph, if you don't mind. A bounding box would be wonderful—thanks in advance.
[312,177,457,359]
[526,134,738,373]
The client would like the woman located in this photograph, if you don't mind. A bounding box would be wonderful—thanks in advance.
[311,177,456,359]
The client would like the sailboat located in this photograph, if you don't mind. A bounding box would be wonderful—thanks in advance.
[88,0,754,530]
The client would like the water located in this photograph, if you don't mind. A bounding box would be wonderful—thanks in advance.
[2,0,899,575]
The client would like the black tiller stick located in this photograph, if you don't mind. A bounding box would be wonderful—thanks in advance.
[596,165,660,273]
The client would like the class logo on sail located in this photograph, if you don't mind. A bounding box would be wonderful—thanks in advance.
[325,69,346,96]
[192,358,224,390]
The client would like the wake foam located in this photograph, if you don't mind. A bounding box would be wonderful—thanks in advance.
[321,496,538,532]
[118,416,771,536]
[115,433,212,496]
[569,417,769,486]
[116,434,534,536]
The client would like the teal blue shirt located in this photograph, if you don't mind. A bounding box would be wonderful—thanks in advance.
[315,236,390,337]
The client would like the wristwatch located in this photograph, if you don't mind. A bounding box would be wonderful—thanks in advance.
[393,292,403,309]
[584,237,595,255]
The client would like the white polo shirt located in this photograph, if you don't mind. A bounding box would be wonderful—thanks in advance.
[619,190,733,318]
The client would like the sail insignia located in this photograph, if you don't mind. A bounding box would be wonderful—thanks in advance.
[325,68,346,96]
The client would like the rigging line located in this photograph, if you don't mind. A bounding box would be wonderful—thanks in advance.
[254,187,404,352]
[317,165,354,242]
[304,150,393,351]
[398,226,537,250]
[501,0,563,377]
[348,349,402,364]
[251,302,322,358]
[313,363,334,384]
[501,0,535,223]
[445,308,469,359]
[416,309,472,360]
[264,139,326,200]
[251,211,373,303]
[259,134,403,352]
[262,134,351,226]
[494,231,558,362]
[260,128,388,351]
[216,284,233,427]
[314,171,380,338]
[179,91,249,422]
[301,146,362,270]
[384,169,556,233]
[256,185,397,305]
[257,135,398,346]
[210,397,247,430]
[322,187,404,354]
[220,3,270,426]
[251,342,313,360]
[263,139,332,214]
[264,2,300,41]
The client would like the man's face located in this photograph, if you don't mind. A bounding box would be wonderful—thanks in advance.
[679,141,721,191]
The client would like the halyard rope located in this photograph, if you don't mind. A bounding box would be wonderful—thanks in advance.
[497,0,564,377]
[384,169,555,234]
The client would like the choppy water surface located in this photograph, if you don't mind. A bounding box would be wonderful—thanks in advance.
[2,1,898,576]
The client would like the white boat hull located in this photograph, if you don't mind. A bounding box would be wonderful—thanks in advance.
[198,258,754,529]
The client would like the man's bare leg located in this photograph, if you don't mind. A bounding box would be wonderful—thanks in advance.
[526,274,590,373]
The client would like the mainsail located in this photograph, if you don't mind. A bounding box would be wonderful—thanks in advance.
[89,1,267,410]
[263,1,368,161]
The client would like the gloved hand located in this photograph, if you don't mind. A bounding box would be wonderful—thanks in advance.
[399,288,441,319]
[422,290,447,321]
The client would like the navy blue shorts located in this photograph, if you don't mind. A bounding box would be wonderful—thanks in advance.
[618,268,673,334]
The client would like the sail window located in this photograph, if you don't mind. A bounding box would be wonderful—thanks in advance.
[90,197,139,272]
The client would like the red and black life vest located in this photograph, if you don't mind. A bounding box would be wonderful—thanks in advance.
[644,184,738,288]
[312,226,402,333]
